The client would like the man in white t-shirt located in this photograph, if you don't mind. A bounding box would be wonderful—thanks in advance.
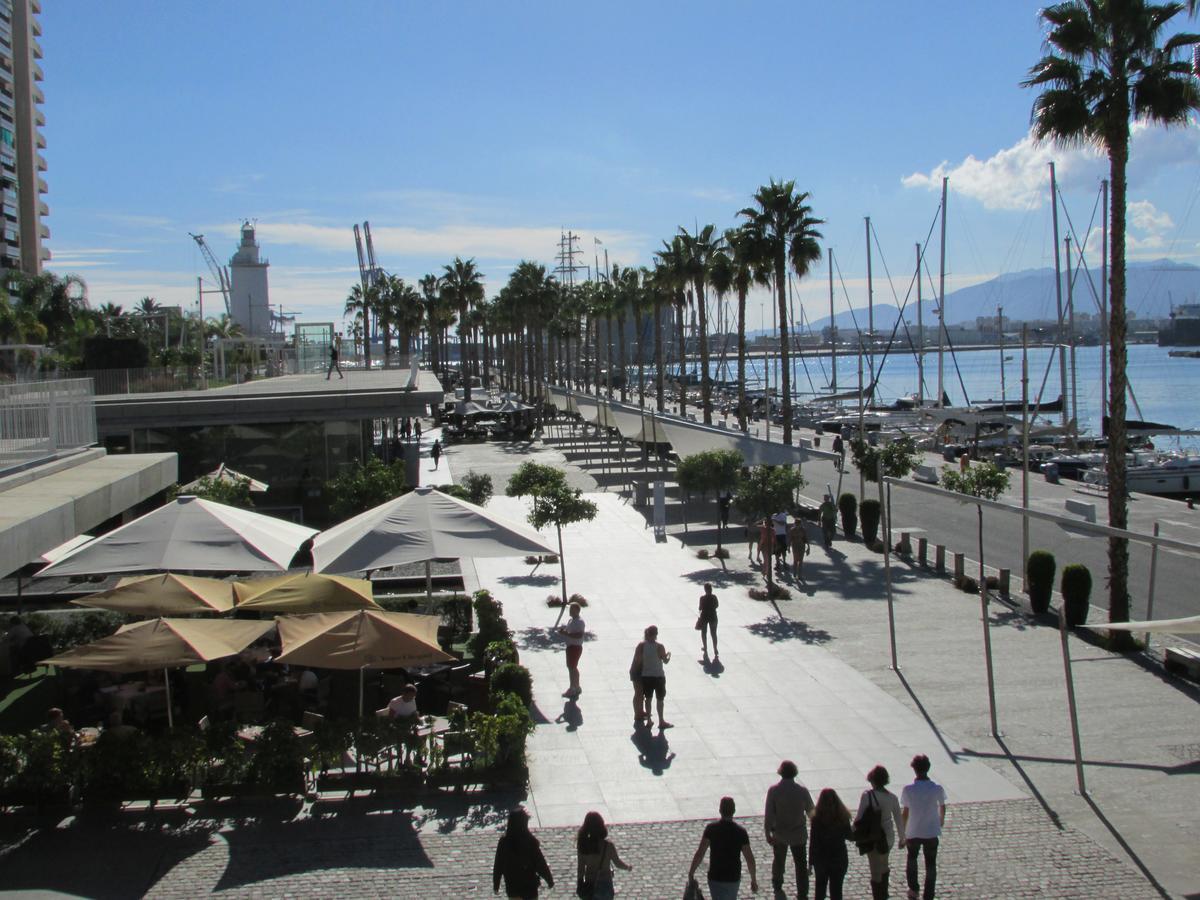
[381,683,419,720]
[771,510,789,569]
[900,754,947,900]
[557,602,586,698]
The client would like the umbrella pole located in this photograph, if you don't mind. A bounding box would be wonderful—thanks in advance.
[359,667,365,718]
[425,560,433,600]
[164,667,174,729]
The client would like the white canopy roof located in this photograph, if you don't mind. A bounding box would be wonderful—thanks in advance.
[312,485,555,574]
[37,496,317,577]
[1104,614,1200,634]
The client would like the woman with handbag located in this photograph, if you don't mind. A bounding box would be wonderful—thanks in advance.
[809,788,853,900]
[575,811,632,899]
[854,765,905,900]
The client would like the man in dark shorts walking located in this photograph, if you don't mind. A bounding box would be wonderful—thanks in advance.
[326,334,344,380]
[697,583,719,659]
[687,796,759,900]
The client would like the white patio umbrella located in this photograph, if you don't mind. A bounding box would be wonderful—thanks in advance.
[1104,615,1200,633]
[37,496,317,578]
[181,463,269,493]
[312,485,555,595]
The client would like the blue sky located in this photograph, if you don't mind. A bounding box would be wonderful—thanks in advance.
[41,1,1200,330]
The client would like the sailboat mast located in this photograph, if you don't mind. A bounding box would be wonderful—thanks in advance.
[1066,235,1078,446]
[1050,162,1069,430]
[999,305,1005,404]
[828,248,837,392]
[865,217,874,389]
[937,177,948,408]
[1101,179,1109,427]
[916,243,924,405]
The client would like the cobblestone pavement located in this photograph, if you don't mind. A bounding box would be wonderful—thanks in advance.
[0,798,1159,898]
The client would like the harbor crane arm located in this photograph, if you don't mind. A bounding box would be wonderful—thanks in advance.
[188,233,232,316]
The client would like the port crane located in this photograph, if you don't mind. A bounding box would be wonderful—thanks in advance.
[188,233,232,317]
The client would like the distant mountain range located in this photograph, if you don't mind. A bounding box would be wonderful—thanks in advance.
[795,259,1200,334]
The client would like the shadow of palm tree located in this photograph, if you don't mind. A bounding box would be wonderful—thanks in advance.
[515,626,595,651]
[679,567,757,586]
[745,616,833,645]
[498,574,560,587]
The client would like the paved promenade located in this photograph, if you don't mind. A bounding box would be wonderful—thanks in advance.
[0,429,1195,898]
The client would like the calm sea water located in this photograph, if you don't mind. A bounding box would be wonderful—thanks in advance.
[693,343,1200,451]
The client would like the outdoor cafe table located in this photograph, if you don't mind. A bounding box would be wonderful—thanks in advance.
[236,724,313,743]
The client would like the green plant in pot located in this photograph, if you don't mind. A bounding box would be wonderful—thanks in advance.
[838,493,858,539]
[859,499,881,546]
[1026,550,1056,615]
[1060,563,1092,627]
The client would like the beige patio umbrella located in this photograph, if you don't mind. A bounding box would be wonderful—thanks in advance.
[41,618,275,727]
[233,573,379,613]
[273,609,453,715]
[1104,614,1200,633]
[72,573,236,616]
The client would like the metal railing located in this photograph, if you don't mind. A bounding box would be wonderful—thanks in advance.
[0,377,96,472]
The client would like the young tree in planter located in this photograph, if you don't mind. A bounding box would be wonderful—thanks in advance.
[733,464,805,588]
[838,493,858,539]
[1060,563,1093,628]
[860,498,882,546]
[850,436,922,483]
[168,475,255,509]
[1026,550,1057,616]
[506,462,598,624]
[675,448,743,551]
[325,458,409,520]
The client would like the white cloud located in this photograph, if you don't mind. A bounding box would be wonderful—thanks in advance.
[1128,199,1174,234]
[902,119,1200,210]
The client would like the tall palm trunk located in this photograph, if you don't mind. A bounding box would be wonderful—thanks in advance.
[617,315,628,404]
[737,283,748,432]
[1106,109,1133,649]
[675,298,688,418]
[774,264,793,444]
[606,317,615,400]
[694,277,712,424]
[633,308,645,408]
[654,299,665,412]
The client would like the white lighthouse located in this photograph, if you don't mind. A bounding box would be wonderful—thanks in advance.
[229,221,271,337]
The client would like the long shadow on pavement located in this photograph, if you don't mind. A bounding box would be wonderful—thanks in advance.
[630,728,676,776]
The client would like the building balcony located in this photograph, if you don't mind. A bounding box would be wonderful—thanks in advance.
[36,153,46,172]
[32,86,42,104]
[38,200,47,216]
[32,61,41,81]
[36,176,46,193]
[31,37,40,59]
[38,223,48,239]
[34,108,43,127]
[35,131,44,149]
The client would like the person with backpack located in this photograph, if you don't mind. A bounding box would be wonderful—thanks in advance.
[854,765,905,900]
[492,808,554,898]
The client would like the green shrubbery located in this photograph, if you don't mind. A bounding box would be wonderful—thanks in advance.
[859,499,881,545]
[490,663,533,707]
[25,611,131,654]
[1026,550,1056,615]
[467,589,511,660]
[1061,563,1092,627]
[838,493,858,539]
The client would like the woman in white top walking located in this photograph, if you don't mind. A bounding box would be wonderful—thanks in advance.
[557,602,586,698]
[633,625,672,729]
[854,764,906,900]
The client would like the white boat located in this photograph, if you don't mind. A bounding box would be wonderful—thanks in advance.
[1083,454,1200,496]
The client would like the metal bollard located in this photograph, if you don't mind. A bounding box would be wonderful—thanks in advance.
[935,544,946,574]
[899,532,913,556]
[998,568,1010,597]
[918,537,928,567]
[953,552,965,583]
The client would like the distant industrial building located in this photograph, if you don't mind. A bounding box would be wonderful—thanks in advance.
[0,0,48,274]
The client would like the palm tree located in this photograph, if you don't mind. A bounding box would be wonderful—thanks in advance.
[654,237,691,417]
[15,272,88,345]
[724,225,768,432]
[440,257,485,401]
[344,283,376,367]
[677,224,724,424]
[1025,0,1200,645]
[205,313,244,341]
[738,180,824,445]
[648,262,672,412]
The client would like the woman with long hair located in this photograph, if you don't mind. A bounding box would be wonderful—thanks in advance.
[809,788,853,900]
[576,811,632,899]
[492,808,554,898]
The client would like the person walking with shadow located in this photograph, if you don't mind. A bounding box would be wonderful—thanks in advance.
[633,625,672,729]
[764,759,815,897]
[819,494,837,548]
[901,754,946,900]
[697,583,719,659]
[431,439,442,470]
[326,334,344,380]
[492,808,554,898]
[687,796,759,900]
[810,788,854,900]
[789,518,809,580]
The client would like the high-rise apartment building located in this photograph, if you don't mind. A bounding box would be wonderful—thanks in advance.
[0,0,48,275]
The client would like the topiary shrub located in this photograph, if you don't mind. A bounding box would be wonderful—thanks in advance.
[961,576,979,594]
[1026,550,1056,615]
[838,493,858,539]
[1060,563,1092,627]
[860,499,881,545]
[490,662,533,707]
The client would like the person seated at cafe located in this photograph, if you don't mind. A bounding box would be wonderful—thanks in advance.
[105,710,139,740]
[42,707,75,743]
[210,662,239,716]
[298,667,320,706]
[380,683,420,721]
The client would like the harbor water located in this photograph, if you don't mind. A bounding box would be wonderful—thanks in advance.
[696,343,1200,451]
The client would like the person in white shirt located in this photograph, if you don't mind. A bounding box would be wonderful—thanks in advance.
[381,683,419,720]
[900,754,947,900]
[557,603,586,699]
